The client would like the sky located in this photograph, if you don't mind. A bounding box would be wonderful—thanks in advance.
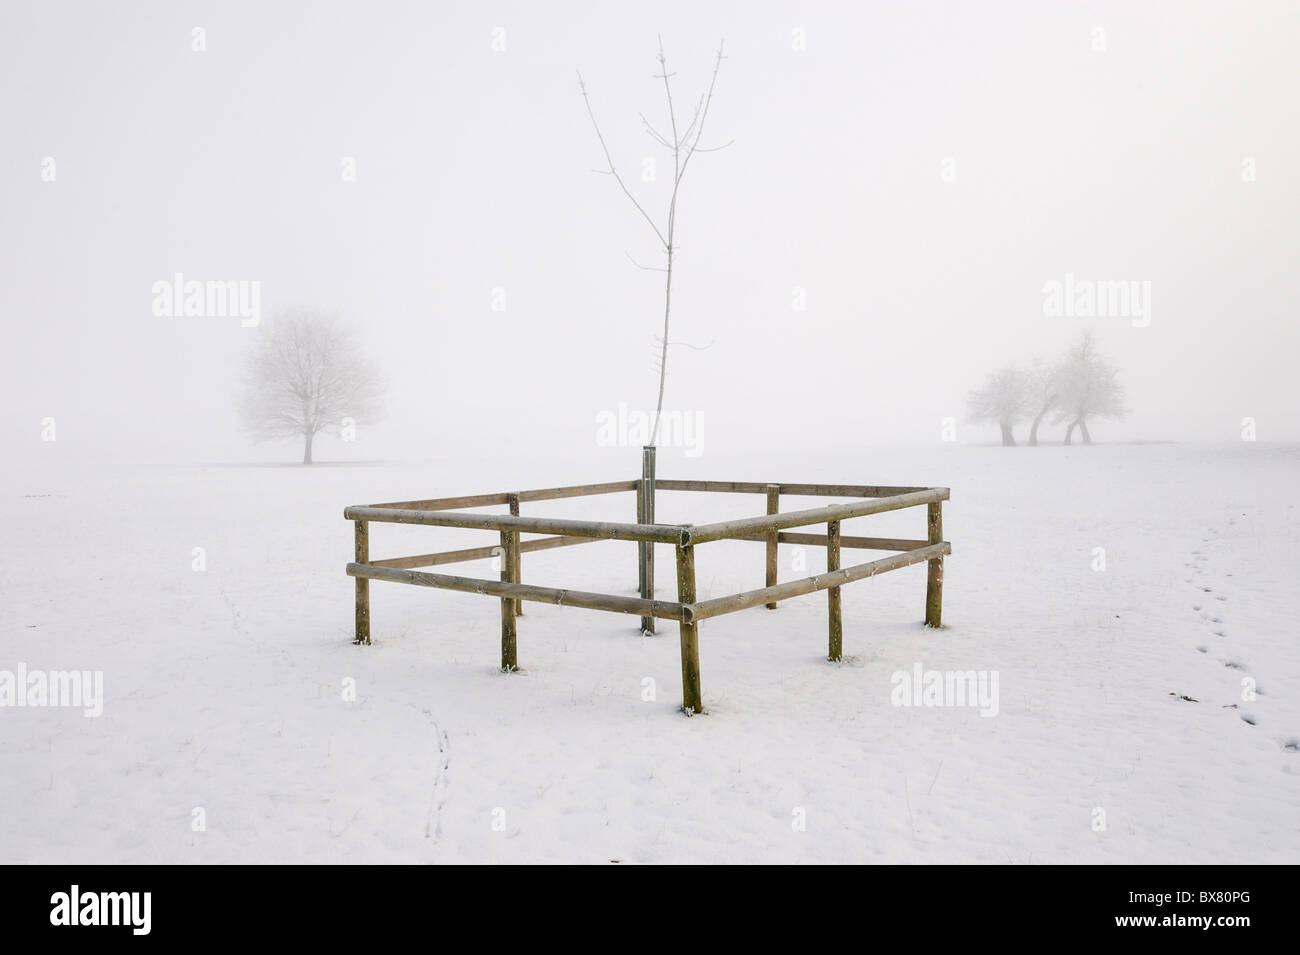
[2,0,1298,466]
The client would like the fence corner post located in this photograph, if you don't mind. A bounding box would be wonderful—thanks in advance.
[639,446,657,635]
[827,519,842,661]
[675,540,702,714]
[765,484,780,608]
[925,501,943,628]
[636,479,646,598]
[507,493,523,616]
[354,520,370,645]
[500,529,519,670]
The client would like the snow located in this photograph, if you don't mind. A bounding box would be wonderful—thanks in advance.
[3,444,1298,863]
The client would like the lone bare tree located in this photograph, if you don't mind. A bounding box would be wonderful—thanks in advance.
[1054,331,1126,445]
[578,38,728,447]
[967,365,1031,446]
[238,307,384,464]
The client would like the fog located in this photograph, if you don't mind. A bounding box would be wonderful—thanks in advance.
[3,0,1298,467]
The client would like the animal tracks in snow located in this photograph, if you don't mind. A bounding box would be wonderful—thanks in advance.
[1182,521,1296,752]
[413,707,450,843]
[1185,527,1255,723]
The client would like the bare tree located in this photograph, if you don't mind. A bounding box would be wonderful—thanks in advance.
[1053,331,1126,445]
[578,38,729,446]
[238,306,384,464]
[968,365,1031,446]
[1026,357,1061,447]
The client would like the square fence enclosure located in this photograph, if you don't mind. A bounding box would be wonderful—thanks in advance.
[345,464,950,715]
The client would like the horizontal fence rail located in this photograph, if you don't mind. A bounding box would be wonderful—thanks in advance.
[345,474,950,714]
[343,505,684,543]
[348,562,687,621]
[655,480,931,497]
[682,488,949,545]
[727,531,933,551]
[689,543,951,620]
[370,480,638,511]
[369,491,512,511]
[369,534,596,570]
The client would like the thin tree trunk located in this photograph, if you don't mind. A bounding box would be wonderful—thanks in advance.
[1078,418,1092,445]
[1064,421,1077,445]
[999,420,1017,447]
[578,42,725,450]
[650,244,673,446]
[1029,404,1051,446]
[303,432,313,465]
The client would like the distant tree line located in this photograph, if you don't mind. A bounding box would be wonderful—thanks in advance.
[967,331,1126,446]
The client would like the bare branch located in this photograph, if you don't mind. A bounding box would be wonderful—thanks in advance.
[655,334,716,351]
[679,94,706,144]
[639,113,673,148]
[657,36,681,183]
[626,251,668,272]
[643,130,675,150]
[577,70,668,249]
[677,40,726,186]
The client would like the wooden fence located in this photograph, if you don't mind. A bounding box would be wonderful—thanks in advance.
[344,449,949,714]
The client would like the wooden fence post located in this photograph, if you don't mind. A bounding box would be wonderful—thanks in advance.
[354,520,370,645]
[925,501,943,628]
[507,493,523,616]
[675,541,702,713]
[500,529,519,670]
[636,479,645,598]
[639,446,657,634]
[765,484,780,608]
[827,519,842,660]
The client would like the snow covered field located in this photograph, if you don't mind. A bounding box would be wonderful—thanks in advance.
[3,443,1298,864]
